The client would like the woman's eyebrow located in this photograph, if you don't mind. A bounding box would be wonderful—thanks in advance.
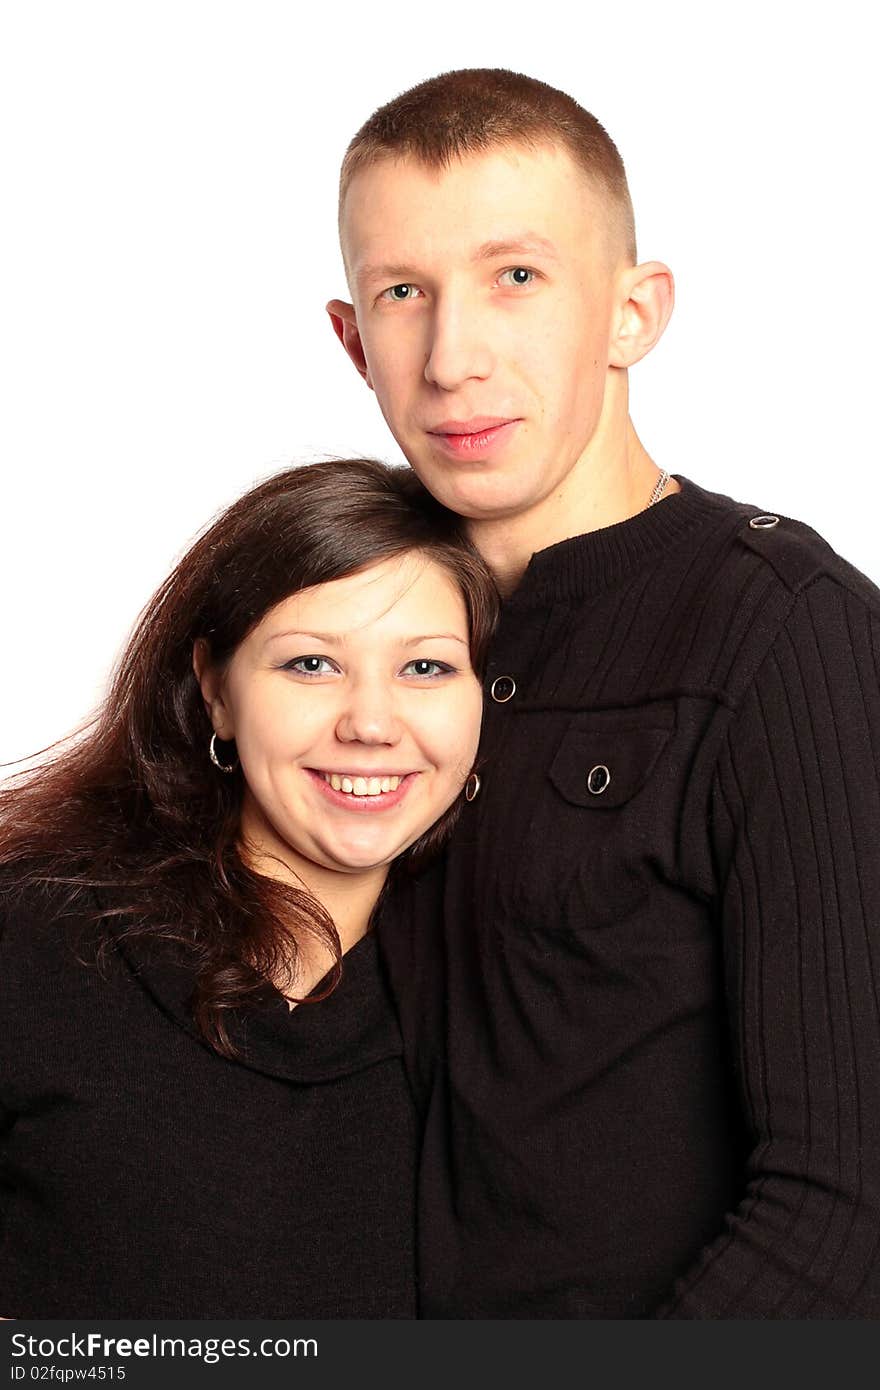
[401,634,469,647]
[263,630,469,647]
[264,629,341,645]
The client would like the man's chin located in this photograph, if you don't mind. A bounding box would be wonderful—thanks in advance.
[401,456,520,518]
[424,485,537,526]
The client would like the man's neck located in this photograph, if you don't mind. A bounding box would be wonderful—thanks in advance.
[468,417,677,596]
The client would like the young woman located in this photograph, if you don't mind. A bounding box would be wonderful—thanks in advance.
[0,459,497,1318]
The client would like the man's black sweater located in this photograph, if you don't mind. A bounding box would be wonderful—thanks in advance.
[382,477,880,1318]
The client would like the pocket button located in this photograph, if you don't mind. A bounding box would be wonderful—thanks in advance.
[587,764,612,795]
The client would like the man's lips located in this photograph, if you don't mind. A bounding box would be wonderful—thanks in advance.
[427,417,520,456]
[429,417,516,435]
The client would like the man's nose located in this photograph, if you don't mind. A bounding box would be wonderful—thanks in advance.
[335,679,402,746]
[424,296,493,391]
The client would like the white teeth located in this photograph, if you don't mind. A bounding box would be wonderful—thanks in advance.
[322,773,402,796]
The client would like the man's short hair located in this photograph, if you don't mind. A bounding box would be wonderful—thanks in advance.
[340,68,637,263]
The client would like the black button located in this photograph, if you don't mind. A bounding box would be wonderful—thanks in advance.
[587,764,611,795]
[490,675,516,703]
[749,514,780,530]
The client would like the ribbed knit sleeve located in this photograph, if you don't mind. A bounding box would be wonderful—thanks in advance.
[658,576,880,1317]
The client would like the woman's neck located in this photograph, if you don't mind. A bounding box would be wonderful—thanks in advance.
[243,836,389,1000]
[310,862,389,953]
[287,867,388,1004]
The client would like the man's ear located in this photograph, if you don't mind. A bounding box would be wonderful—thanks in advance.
[192,639,234,739]
[608,261,675,370]
[326,299,373,389]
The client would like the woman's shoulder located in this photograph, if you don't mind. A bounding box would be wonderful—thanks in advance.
[0,881,122,1067]
[0,877,102,963]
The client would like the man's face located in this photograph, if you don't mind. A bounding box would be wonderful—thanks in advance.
[337,143,627,526]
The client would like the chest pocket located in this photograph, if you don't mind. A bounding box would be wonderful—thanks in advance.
[505,706,677,933]
[547,720,673,809]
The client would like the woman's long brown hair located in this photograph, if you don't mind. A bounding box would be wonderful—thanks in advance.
[0,460,498,1054]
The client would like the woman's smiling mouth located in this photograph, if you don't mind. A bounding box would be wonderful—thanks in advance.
[307,769,418,810]
[322,772,402,795]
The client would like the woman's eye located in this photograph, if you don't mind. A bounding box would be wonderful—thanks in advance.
[282,655,337,676]
[401,659,455,679]
[498,267,535,287]
[382,283,419,302]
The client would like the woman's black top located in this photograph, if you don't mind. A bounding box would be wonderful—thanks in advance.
[0,887,417,1317]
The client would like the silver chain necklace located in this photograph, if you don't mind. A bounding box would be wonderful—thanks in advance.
[647,468,670,507]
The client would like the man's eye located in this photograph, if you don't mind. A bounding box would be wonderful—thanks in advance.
[282,656,337,676]
[498,267,535,287]
[382,283,418,302]
[401,659,455,679]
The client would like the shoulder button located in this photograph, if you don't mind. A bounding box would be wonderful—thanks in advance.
[737,512,830,594]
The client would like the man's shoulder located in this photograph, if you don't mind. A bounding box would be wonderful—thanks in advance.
[668,478,880,705]
[683,476,880,612]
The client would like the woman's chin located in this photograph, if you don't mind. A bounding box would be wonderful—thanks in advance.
[322,841,403,875]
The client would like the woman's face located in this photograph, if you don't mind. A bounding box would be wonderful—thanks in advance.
[198,552,482,889]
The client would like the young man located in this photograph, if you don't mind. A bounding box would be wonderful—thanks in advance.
[327,69,880,1318]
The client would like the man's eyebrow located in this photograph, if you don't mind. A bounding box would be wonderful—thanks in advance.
[473,235,560,263]
[354,262,417,290]
[354,235,559,290]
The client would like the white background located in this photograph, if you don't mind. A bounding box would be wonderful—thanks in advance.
[2,1,877,765]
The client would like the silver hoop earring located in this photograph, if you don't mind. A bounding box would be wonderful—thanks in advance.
[465,772,481,802]
[209,731,239,774]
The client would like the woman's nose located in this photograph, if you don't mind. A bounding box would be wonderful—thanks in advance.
[335,681,402,746]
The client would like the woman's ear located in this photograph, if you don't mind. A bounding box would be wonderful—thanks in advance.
[192,639,234,738]
[326,299,374,389]
[608,261,675,369]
